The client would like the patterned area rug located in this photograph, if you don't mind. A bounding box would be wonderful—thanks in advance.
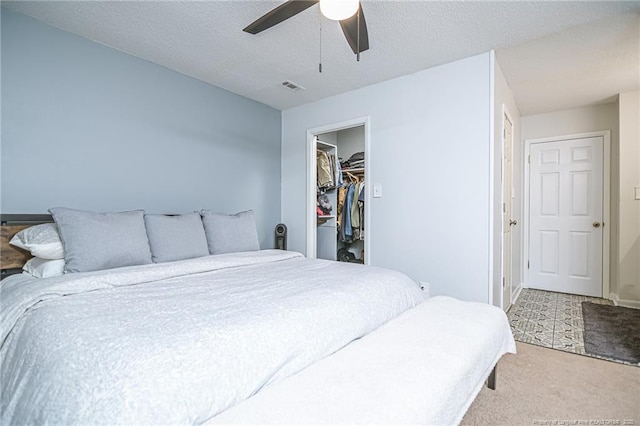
[506,289,638,365]
[582,302,640,364]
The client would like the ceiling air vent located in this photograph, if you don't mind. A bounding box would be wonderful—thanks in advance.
[281,80,305,91]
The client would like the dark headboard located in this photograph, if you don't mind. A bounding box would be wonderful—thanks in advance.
[0,214,54,280]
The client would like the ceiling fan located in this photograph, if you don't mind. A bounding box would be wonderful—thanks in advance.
[243,0,370,57]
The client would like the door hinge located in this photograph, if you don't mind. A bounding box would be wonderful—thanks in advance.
[528,155,530,164]
[503,203,505,213]
[502,277,506,288]
[527,260,530,269]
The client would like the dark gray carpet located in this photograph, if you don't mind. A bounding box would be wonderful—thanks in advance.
[581,302,640,364]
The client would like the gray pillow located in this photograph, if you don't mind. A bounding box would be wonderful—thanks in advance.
[201,210,260,255]
[144,213,209,263]
[48,207,152,273]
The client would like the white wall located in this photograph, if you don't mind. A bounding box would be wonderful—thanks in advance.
[282,53,493,303]
[337,126,365,161]
[492,53,522,308]
[521,103,619,297]
[521,104,619,141]
[617,90,640,306]
[317,131,338,145]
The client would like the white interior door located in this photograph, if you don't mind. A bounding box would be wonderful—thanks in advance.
[529,136,604,297]
[502,114,514,311]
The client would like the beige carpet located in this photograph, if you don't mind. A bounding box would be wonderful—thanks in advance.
[462,342,640,425]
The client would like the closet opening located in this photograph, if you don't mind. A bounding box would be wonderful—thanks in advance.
[306,117,371,264]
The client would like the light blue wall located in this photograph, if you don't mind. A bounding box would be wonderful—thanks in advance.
[1,9,281,248]
[281,53,493,303]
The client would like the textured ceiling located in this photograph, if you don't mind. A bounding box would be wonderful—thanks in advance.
[3,1,639,114]
[497,12,640,115]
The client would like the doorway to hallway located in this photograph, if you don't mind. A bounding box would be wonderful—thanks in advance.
[524,132,610,298]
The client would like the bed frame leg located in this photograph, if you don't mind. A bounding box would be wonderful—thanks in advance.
[488,365,497,390]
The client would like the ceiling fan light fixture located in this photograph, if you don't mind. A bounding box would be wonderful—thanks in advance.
[319,0,359,21]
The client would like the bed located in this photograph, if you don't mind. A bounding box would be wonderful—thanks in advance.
[0,212,515,425]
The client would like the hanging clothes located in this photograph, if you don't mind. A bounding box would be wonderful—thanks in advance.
[336,186,346,228]
[358,182,365,240]
[351,182,361,240]
[337,169,365,244]
[328,154,336,187]
[317,150,334,189]
[336,155,343,188]
[341,184,356,242]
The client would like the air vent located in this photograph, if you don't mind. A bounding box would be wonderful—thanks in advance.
[281,80,305,91]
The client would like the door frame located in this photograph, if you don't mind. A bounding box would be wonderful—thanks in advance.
[523,130,611,298]
[305,116,371,263]
[501,107,515,311]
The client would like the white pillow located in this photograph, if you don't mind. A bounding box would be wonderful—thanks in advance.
[10,223,64,259]
[22,257,65,278]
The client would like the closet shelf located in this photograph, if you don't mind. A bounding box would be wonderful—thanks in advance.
[342,167,365,174]
[317,215,335,225]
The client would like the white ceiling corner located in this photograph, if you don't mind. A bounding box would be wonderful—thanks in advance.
[3,1,640,114]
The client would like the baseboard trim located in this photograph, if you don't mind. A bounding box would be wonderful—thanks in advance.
[609,293,640,309]
[511,285,523,305]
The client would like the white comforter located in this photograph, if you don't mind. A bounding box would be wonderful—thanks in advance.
[0,250,424,425]
[210,296,516,425]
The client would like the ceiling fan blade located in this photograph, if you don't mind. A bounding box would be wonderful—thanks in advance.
[339,4,369,54]
[244,0,318,34]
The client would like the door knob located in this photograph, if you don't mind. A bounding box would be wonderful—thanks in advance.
[509,219,517,226]
[592,222,601,228]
